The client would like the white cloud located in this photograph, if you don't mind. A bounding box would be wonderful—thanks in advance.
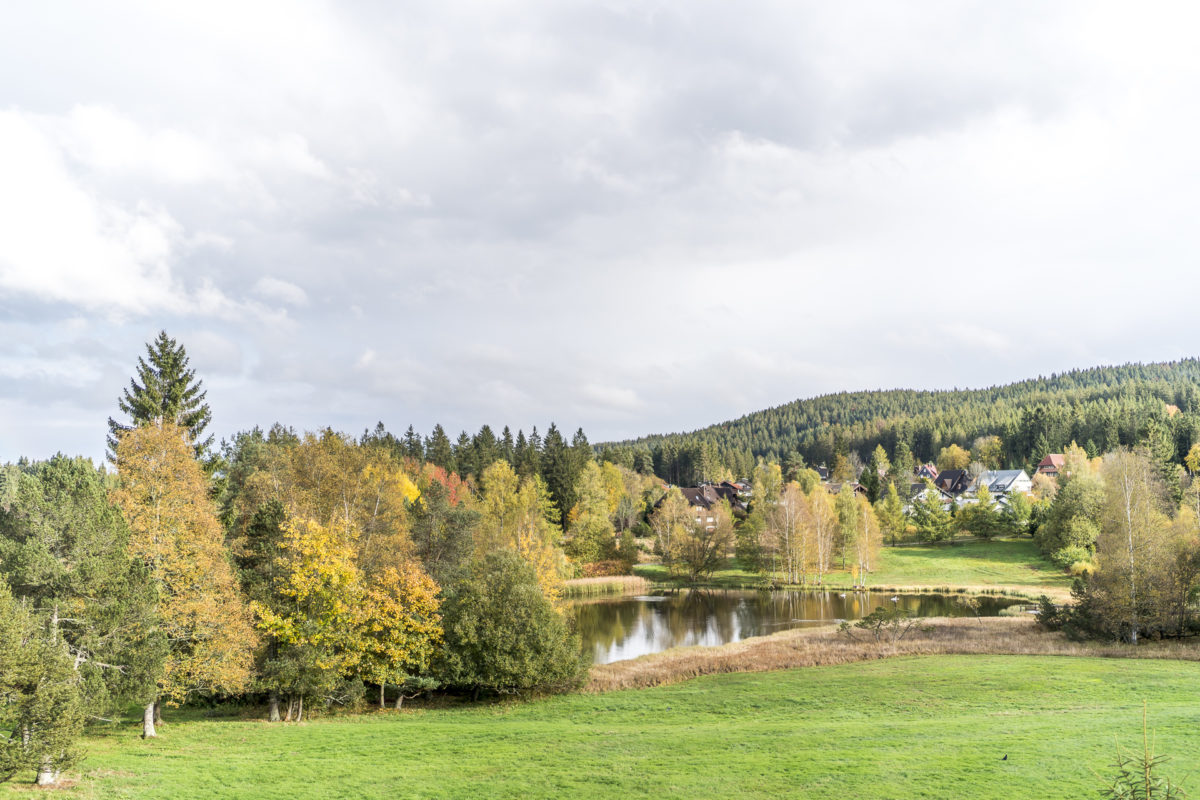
[253,277,309,307]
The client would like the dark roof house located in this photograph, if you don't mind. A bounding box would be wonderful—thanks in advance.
[934,469,972,495]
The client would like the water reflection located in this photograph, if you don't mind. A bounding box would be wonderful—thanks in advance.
[572,589,1020,665]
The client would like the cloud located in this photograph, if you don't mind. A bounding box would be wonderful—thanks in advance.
[253,277,310,307]
[4,2,1200,462]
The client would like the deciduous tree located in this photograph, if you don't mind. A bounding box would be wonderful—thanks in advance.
[111,423,256,736]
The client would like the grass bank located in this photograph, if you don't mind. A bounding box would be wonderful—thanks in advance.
[587,615,1200,691]
[18,653,1200,799]
[636,537,1074,600]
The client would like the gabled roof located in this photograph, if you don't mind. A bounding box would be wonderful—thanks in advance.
[934,469,971,494]
[977,469,1030,493]
[676,484,746,512]
[1038,454,1066,468]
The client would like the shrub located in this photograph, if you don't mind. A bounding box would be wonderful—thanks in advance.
[1050,545,1092,570]
[439,551,587,696]
[1069,560,1095,578]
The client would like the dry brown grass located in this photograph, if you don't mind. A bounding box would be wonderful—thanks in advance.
[857,583,1074,602]
[562,574,650,598]
[585,616,1200,692]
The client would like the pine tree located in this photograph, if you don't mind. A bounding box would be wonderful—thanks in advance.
[425,425,455,473]
[107,331,212,463]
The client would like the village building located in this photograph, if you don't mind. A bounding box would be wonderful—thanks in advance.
[974,469,1033,496]
[933,469,972,496]
[1036,454,1066,478]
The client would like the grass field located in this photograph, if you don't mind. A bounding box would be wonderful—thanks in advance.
[636,537,1074,599]
[15,655,1200,799]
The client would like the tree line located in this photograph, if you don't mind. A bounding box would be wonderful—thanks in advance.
[2,333,665,785]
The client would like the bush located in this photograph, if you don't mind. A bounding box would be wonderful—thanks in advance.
[1069,560,1095,578]
[1050,545,1092,570]
[439,551,587,696]
[631,521,652,538]
[616,531,638,570]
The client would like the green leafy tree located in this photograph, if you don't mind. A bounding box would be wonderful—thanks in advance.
[911,481,953,542]
[0,578,85,786]
[875,482,907,545]
[565,462,616,565]
[1001,490,1033,536]
[438,551,585,695]
[107,331,213,463]
[961,484,1001,540]
[0,457,164,737]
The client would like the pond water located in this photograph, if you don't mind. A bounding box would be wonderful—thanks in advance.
[573,589,1023,665]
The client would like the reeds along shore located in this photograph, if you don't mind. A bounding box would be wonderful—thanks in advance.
[585,616,1200,693]
[562,575,650,598]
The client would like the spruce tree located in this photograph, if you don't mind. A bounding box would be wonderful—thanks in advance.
[107,331,212,462]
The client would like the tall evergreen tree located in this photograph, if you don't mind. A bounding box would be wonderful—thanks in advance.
[540,424,575,527]
[402,425,424,462]
[107,331,213,463]
[425,425,455,473]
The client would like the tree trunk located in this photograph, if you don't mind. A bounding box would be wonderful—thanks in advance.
[394,694,404,710]
[36,760,59,787]
[268,692,281,723]
[284,697,294,723]
[296,695,303,722]
[380,683,386,710]
[142,700,157,739]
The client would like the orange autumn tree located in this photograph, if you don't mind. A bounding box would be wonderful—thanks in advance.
[111,422,256,738]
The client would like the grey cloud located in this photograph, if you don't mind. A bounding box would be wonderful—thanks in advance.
[3,2,1199,462]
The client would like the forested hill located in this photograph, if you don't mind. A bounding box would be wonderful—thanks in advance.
[600,360,1200,485]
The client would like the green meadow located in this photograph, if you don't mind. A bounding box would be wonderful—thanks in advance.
[20,655,1200,799]
[637,537,1074,597]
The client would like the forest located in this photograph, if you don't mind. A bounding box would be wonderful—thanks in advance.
[600,360,1200,485]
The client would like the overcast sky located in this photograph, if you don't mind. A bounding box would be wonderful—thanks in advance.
[3,2,1200,463]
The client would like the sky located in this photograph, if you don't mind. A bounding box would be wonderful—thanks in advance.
[3,1,1200,463]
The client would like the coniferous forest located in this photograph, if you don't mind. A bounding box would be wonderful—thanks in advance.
[599,361,1200,485]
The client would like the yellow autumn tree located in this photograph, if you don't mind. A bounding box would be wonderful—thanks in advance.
[255,514,445,717]
[477,461,567,607]
[111,422,256,738]
[359,562,442,708]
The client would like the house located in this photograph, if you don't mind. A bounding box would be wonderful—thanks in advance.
[660,485,748,531]
[815,465,830,481]
[1036,454,1065,478]
[721,480,751,499]
[903,483,955,513]
[934,469,972,496]
[975,469,1033,496]
[916,463,939,481]
[826,482,869,498]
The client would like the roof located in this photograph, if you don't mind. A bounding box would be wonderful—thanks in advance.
[1038,454,1066,468]
[977,469,1030,492]
[676,484,746,512]
[934,469,971,494]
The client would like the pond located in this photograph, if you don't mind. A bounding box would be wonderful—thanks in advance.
[573,589,1024,665]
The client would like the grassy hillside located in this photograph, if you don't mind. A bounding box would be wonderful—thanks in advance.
[635,538,1075,598]
[27,656,1200,799]
[601,359,1200,482]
